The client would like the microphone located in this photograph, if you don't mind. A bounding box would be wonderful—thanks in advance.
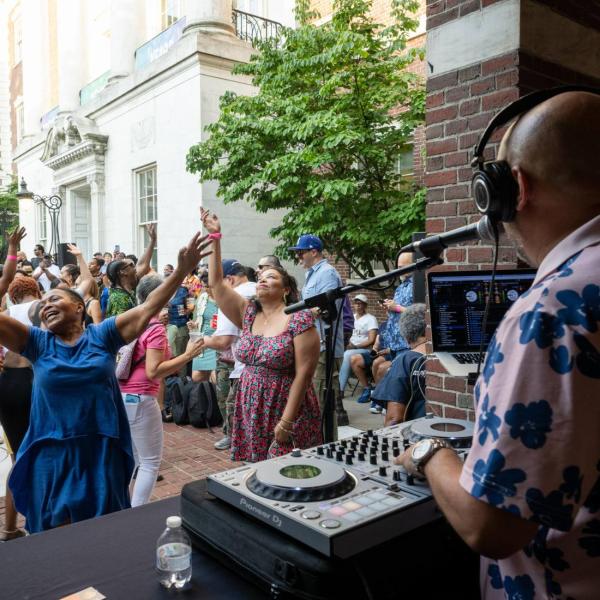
[400,216,499,256]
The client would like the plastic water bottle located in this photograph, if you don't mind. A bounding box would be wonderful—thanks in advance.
[156,516,192,589]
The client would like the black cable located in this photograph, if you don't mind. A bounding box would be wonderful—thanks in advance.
[473,223,501,396]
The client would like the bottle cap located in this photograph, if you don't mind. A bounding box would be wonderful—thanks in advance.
[167,516,182,528]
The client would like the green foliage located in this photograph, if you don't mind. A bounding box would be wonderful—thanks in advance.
[186,0,426,277]
[0,180,19,260]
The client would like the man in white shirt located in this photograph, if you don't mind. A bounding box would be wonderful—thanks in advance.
[32,254,61,292]
[201,259,256,450]
[339,294,378,397]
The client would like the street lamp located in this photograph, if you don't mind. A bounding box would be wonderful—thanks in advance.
[17,177,63,262]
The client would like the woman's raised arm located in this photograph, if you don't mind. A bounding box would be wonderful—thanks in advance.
[0,227,27,298]
[200,208,247,329]
[116,233,211,343]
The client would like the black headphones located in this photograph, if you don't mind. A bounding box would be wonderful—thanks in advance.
[471,85,600,223]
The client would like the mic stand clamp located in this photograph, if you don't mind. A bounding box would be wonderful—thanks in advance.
[286,255,444,443]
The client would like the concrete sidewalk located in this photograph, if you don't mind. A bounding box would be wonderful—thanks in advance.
[0,390,383,530]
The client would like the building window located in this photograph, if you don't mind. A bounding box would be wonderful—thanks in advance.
[136,166,158,268]
[15,103,24,142]
[37,202,48,245]
[396,145,414,178]
[13,17,22,64]
[234,0,264,15]
[161,0,182,29]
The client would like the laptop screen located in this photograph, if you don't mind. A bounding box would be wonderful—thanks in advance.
[427,269,536,352]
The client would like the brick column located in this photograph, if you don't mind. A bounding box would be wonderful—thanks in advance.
[424,0,600,419]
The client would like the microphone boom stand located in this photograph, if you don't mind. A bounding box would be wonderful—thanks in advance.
[285,254,444,443]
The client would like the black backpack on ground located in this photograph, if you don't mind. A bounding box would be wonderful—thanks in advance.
[165,376,193,426]
[187,381,223,431]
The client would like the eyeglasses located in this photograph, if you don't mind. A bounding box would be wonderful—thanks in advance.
[256,264,269,270]
[295,250,309,257]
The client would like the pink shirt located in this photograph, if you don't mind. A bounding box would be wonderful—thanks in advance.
[460,215,600,599]
[120,319,171,396]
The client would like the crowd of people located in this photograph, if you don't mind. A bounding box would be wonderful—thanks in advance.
[0,208,422,540]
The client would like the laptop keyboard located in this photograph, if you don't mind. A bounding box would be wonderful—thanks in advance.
[453,353,484,364]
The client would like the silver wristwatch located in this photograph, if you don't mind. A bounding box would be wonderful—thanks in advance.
[410,438,451,475]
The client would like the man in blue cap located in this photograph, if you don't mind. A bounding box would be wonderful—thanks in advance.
[288,234,348,431]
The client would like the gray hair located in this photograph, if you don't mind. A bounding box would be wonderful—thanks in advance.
[136,274,163,304]
[399,303,427,346]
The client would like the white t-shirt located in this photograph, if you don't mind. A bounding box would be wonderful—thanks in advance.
[213,281,256,379]
[33,264,61,291]
[349,313,378,347]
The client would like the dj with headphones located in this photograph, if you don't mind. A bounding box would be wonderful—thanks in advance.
[396,86,600,598]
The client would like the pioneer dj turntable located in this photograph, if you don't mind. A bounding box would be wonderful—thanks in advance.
[205,415,473,558]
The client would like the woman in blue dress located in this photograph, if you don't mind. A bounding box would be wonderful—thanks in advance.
[0,233,210,533]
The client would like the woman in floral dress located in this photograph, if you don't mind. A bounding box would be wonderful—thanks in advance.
[201,209,322,461]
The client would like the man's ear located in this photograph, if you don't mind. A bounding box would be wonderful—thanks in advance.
[512,165,532,213]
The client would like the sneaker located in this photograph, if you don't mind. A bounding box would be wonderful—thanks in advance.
[369,401,383,414]
[357,387,372,404]
[214,436,231,450]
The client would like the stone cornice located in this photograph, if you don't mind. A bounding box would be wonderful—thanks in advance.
[44,135,108,171]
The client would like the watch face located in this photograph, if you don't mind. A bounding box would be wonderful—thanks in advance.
[412,439,433,461]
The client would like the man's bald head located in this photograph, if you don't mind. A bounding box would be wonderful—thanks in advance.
[500,91,600,200]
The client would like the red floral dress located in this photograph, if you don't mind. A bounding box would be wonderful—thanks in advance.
[231,302,322,462]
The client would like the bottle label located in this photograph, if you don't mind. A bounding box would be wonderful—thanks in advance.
[157,543,191,572]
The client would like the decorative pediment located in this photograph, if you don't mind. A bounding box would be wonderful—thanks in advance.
[41,114,108,171]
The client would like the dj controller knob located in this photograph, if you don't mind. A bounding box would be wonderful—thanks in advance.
[370,455,378,466]
[406,474,415,486]
[378,466,387,477]
[392,440,399,449]
[358,452,365,461]
[367,429,373,437]
[393,447,400,458]
[392,470,401,482]
[345,455,353,465]
[340,440,348,448]
[370,447,377,456]
[291,448,302,457]
[347,449,355,458]
[372,434,378,443]
[336,451,343,461]
[381,440,389,450]
[329,442,336,450]
[403,440,410,450]
[381,451,389,462]
[316,446,324,455]
[326,448,333,459]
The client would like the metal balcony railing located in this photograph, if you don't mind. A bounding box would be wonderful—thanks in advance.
[232,9,283,44]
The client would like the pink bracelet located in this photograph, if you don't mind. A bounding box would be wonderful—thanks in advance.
[6,255,17,261]
[394,305,402,313]
[207,232,222,240]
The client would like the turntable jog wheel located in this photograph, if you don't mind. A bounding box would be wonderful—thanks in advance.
[247,457,356,502]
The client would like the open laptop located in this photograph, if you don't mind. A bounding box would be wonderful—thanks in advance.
[427,269,536,377]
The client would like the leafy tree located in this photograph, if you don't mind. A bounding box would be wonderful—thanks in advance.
[186,0,425,278]
[0,179,19,261]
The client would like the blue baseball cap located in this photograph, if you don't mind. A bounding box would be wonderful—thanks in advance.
[221,259,241,277]
[288,234,323,252]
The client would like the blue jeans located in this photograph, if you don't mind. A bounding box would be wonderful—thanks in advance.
[339,349,372,392]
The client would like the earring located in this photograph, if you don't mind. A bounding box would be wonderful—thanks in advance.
[283,293,288,304]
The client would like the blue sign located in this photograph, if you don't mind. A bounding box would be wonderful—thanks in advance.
[135,17,187,70]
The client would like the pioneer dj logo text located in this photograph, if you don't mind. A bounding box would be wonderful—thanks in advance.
[239,498,283,528]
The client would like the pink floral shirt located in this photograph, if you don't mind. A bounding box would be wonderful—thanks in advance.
[460,216,600,599]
